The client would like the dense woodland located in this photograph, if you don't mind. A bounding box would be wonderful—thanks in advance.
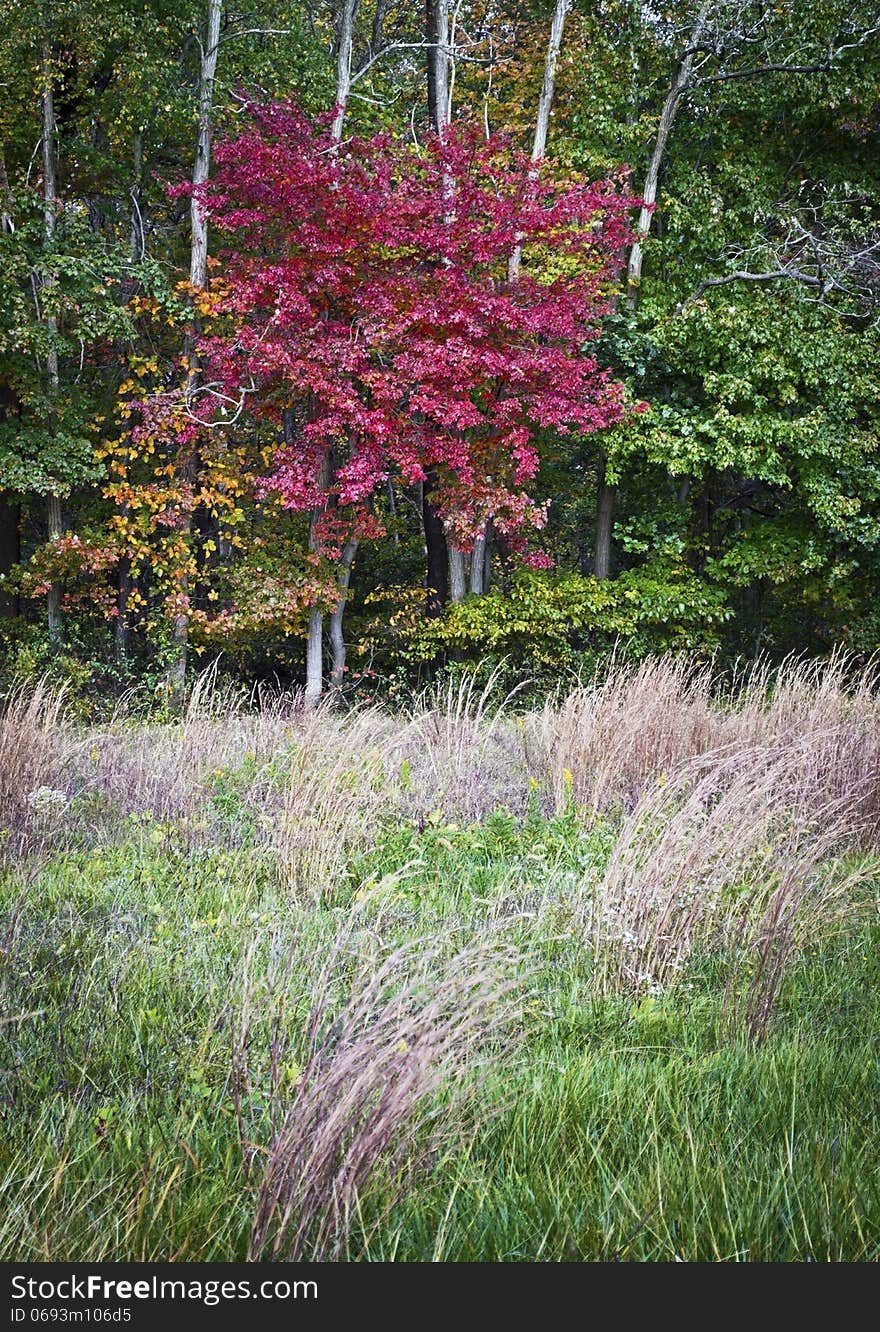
[1,0,878,708]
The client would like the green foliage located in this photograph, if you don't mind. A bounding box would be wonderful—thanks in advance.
[385,563,731,676]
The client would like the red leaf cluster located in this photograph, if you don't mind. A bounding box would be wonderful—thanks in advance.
[192,102,637,552]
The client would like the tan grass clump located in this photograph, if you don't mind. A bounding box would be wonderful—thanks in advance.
[0,679,66,831]
[586,730,878,1037]
[244,930,525,1260]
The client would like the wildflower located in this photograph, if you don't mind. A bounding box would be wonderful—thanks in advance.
[27,786,68,819]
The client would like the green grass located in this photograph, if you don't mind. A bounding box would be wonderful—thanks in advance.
[2,806,878,1262]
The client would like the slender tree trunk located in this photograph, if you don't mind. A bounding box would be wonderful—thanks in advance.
[426,0,462,611]
[594,457,615,580]
[469,530,486,596]
[592,4,710,571]
[426,0,450,134]
[508,0,571,282]
[626,0,711,312]
[46,494,63,640]
[370,0,388,56]
[112,138,145,665]
[114,554,132,665]
[481,519,493,592]
[168,0,222,709]
[0,158,19,617]
[129,130,144,262]
[330,0,358,140]
[0,498,20,618]
[494,0,571,591]
[329,537,358,689]
[305,608,324,706]
[422,471,448,613]
[448,545,466,603]
[0,151,14,235]
[188,0,221,295]
[305,446,333,707]
[304,0,359,705]
[40,52,64,645]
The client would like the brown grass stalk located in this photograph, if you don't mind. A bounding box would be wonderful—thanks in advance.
[244,928,525,1261]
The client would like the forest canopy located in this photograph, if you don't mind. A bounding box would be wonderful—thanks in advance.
[0,0,878,708]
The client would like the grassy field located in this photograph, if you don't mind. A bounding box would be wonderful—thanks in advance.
[1,659,879,1261]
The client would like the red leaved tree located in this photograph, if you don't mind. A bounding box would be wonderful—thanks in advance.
[190,101,636,701]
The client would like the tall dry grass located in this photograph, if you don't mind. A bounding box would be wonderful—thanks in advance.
[586,731,878,1037]
[528,652,880,816]
[0,679,66,832]
[6,657,877,1021]
[274,669,528,892]
[239,927,525,1260]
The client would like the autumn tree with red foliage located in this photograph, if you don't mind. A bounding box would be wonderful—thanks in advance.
[187,101,637,699]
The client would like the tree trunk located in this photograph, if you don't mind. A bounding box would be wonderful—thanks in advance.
[330,0,358,141]
[422,471,448,613]
[305,607,324,707]
[594,457,615,580]
[189,0,221,295]
[626,0,711,312]
[129,130,144,262]
[304,0,359,706]
[427,0,461,610]
[370,0,388,57]
[168,0,223,710]
[481,519,493,592]
[0,499,20,618]
[0,150,14,236]
[448,544,466,603]
[329,537,358,689]
[469,529,486,596]
[46,493,63,642]
[114,550,132,666]
[508,0,571,282]
[41,51,64,645]
[426,0,450,134]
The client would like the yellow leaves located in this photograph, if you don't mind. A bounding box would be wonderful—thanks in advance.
[129,295,160,317]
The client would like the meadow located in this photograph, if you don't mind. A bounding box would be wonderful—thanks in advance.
[1,658,878,1262]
